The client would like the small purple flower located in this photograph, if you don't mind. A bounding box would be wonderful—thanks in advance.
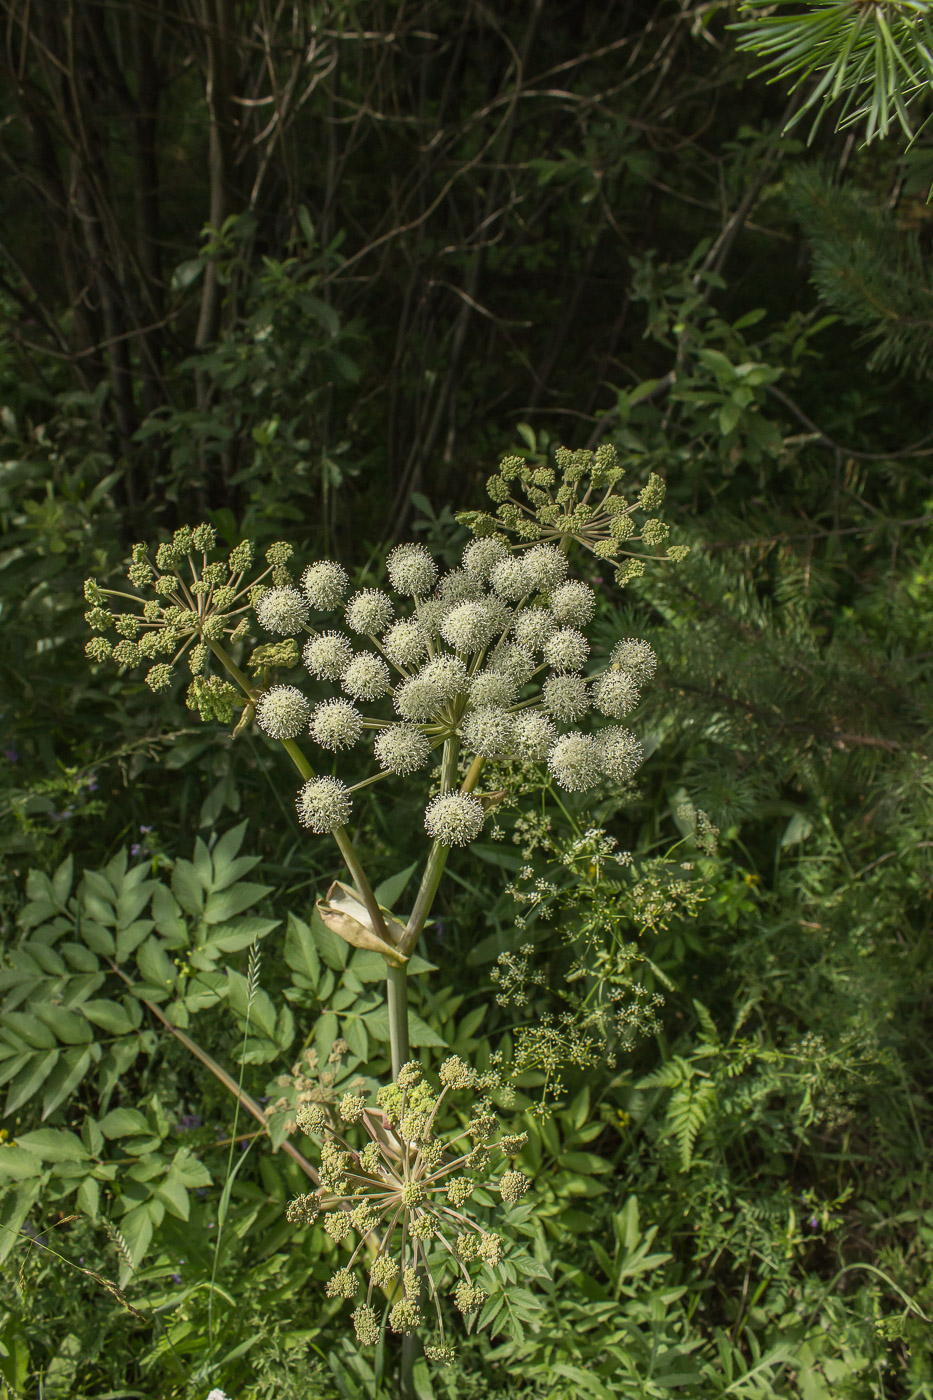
[809,1216,819,1230]
[131,844,142,857]
[21,1223,38,1238]
[4,747,18,763]
[434,919,447,942]
[140,824,153,834]
[195,1186,208,1198]
[177,1114,202,1133]
[238,1138,249,1151]
[258,1094,270,1105]
[171,1272,183,1284]
[86,775,99,792]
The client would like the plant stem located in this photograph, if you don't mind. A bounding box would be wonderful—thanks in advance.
[386,960,410,1077]
[399,737,464,958]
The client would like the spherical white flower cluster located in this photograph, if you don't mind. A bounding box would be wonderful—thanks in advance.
[296,776,353,831]
[256,684,310,740]
[256,586,309,635]
[424,792,485,846]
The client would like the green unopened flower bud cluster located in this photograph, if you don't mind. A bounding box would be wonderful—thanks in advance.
[287,1058,529,1361]
[82,529,291,704]
[456,441,690,586]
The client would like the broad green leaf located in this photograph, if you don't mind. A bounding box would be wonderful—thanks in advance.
[42,1047,94,1120]
[226,968,277,1039]
[171,860,204,916]
[116,1203,153,1283]
[151,885,187,942]
[136,937,176,990]
[80,999,138,1034]
[0,1178,44,1264]
[0,1011,57,1049]
[0,1147,43,1180]
[77,1176,100,1220]
[32,1004,93,1045]
[116,919,154,960]
[81,1117,104,1155]
[99,1107,151,1138]
[202,881,272,924]
[171,1147,211,1189]
[284,914,320,987]
[51,855,74,908]
[153,1172,190,1220]
[5,1050,59,1115]
[15,1128,89,1162]
[79,920,115,955]
[197,916,278,955]
[373,862,418,910]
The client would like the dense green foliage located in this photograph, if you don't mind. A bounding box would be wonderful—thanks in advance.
[2,1,933,1397]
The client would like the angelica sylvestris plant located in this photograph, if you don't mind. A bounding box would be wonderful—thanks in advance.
[285,1057,529,1364]
[81,442,684,1359]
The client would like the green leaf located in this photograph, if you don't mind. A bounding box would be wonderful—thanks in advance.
[51,855,74,908]
[116,1203,153,1282]
[171,860,204,916]
[373,862,418,911]
[14,1128,89,1162]
[5,1050,60,1115]
[41,1047,94,1120]
[32,1004,93,1046]
[151,885,187,942]
[136,937,177,990]
[202,881,272,924]
[0,1011,57,1049]
[226,968,277,1039]
[0,1147,44,1180]
[80,999,138,1034]
[99,1108,151,1139]
[719,398,742,436]
[284,914,320,987]
[77,1176,100,1220]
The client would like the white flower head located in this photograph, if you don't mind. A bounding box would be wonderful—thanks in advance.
[542,627,590,673]
[440,601,505,655]
[468,671,518,707]
[592,669,640,718]
[438,569,484,606]
[547,732,602,791]
[490,556,530,601]
[386,543,439,598]
[512,607,556,653]
[420,654,469,700]
[549,580,595,627]
[346,589,394,635]
[542,673,591,722]
[256,684,310,740]
[460,705,516,759]
[296,776,352,832]
[374,725,432,775]
[341,651,392,701]
[512,710,557,761]
[463,536,509,582]
[486,642,535,686]
[255,586,309,635]
[597,726,645,781]
[382,619,429,669]
[394,674,447,721]
[310,698,364,750]
[424,792,485,846]
[611,637,658,684]
[302,560,349,610]
[303,630,354,680]
[523,543,568,592]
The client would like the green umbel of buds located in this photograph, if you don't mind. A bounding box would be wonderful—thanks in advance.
[288,1059,529,1361]
[456,441,690,586]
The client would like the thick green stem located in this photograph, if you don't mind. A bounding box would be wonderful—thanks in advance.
[399,737,463,958]
[386,960,410,1078]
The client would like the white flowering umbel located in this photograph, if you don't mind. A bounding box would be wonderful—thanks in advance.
[286,1059,529,1363]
